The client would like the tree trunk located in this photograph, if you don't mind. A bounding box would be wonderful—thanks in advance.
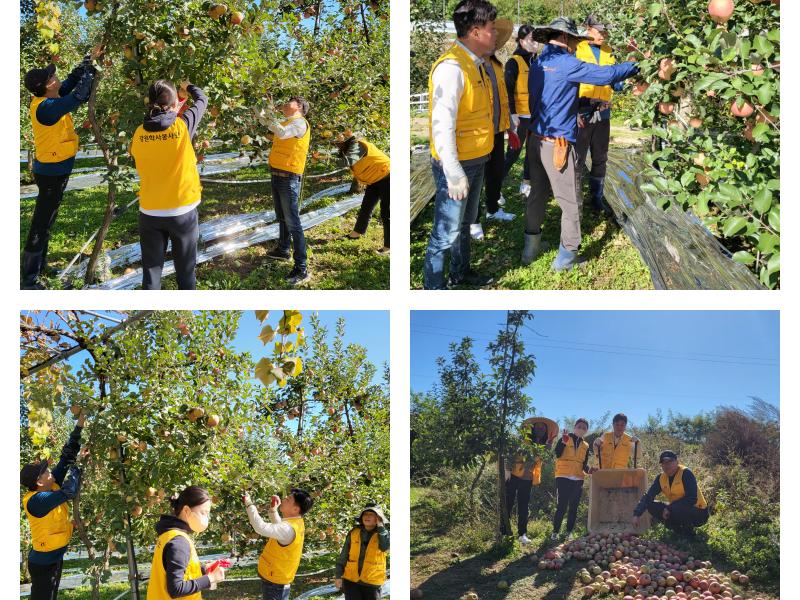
[497,454,511,540]
[469,455,487,514]
[359,2,370,43]
[495,311,520,542]
[313,0,322,37]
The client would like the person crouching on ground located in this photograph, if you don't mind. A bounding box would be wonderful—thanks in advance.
[243,488,314,600]
[335,503,390,599]
[130,79,207,290]
[148,486,225,598]
[337,132,391,255]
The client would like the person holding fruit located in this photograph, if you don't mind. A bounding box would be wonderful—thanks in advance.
[257,97,312,286]
[20,412,86,599]
[130,79,208,290]
[243,488,314,600]
[334,503,390,599]
[575,15,625,216]
[592,412,642,469]
[551,417,594,541]
[22,52,98,289]
[336,133,391,254]
[423,0,498,289]
[148,486,225,598]
[523,17,639,271]
[631,451,710,535]
[504,417,557,545]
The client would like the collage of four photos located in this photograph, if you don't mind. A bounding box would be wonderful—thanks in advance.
[16,0,782,599]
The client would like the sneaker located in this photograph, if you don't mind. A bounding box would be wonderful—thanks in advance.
[376,247,390,255]
[469,223,484,241]
[487,208,516,221]
[519,180,531,197]
[498,194,507,206]
[447,269,495,289]
[287,267,310,285]
[518,534,532,546]
[565,531,577,541]
[550,532,560,541]
[266,247,291,261]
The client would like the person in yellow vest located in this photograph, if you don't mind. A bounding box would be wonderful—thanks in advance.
[334,503,390,599]
[502,24,538,199]
[130,79,208,290]
[551,417,595,540]
[592,412,642,469]
[261,97,312,285]
[470,18,516,242]
[22,55,97,289]
[243,487,314,600]
[423,0,498,289]
[575,15,623,215]
[632,451,710,535]
[337,133,390,254]
[20,412,86,598]
[148,486,225,599]
[504,417,557,545]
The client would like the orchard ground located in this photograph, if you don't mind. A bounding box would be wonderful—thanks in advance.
[409,116,653,290]
[410,488,776,600]
[19,159,389,290]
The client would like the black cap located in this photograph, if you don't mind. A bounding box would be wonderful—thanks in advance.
[20,460,49,490]
[24,64,56,97]
[658,450,678,463]
[584,14,612,32]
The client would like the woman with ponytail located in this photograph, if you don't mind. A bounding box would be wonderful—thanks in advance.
[130,79,207,290]
[147,486,225,599]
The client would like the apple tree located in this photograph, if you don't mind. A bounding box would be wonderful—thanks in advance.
[587,0,780,287]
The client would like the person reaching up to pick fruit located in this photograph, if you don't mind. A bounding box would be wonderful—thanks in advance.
[631,450,710,536]
[335,503,390,600]
[551,417,594,541]
[243,488,314,600]
[130,79,208,291]
[20,411,86,600]
[255,97,313,286]
[336,132,391,255]
[148,486,225,599]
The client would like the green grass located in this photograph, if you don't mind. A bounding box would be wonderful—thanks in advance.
[409,161,653,290]
[410,487,777,600]
[20,161,389,290]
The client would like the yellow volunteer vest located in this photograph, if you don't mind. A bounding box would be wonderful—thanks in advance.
[30,96,79,163]
[23,484,73,553]
[511,456,543,485]
[351,140,390,185]
[342,527,387,586]
[258,517,305,585]
[659,465,708,510]
[131,118,202,211]
[269,116,311,175]
[576,41,616,102]
[555,438,589,479]
[489,57,510,132]
[428,43,493,162]
[511,55,530,117]
[147,529,203,600]
[599,432,634,469]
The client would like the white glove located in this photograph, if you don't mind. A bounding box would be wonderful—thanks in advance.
[504,469,511,482]
[631,435,640,443]
[594,437,603,448]
[447,175,469,201]
[510,114,520,130]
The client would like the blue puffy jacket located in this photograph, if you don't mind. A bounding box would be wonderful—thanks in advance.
[528,44,638,143]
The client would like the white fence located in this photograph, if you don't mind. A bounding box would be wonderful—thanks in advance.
[410,92,429,113]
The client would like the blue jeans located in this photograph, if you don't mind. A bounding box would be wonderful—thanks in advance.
[261,580,291,600]
[503,116,531,181]
[271,172,307,270]
[423,158,485,289]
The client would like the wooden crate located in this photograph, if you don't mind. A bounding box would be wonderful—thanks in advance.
[588,468,651,534]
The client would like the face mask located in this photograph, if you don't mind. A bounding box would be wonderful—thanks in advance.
[521,38,537,53]
[185,509,209,533]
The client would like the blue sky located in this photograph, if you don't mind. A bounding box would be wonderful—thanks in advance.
[411,311,779,428]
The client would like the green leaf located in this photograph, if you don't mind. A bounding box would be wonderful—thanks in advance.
[767,252,780,274]
[768,206,780,232]
[648,3,662,17]
[753,189,773,215]
[640,183,659,195]
[753,36,774,58]
[718,183,742,205]
[732,251,756,266]
[693,73,725,92]
[757,232,779,253]
[722,216,748,237]
[756,85,774,106]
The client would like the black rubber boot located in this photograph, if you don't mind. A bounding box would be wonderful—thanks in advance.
[21,250,45,289]
[588,176,612,216]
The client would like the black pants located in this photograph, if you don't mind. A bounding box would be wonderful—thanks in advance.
[505,475,533,536]
[553,478,584,533]
[475,131,505,223]
[29,559,64,600]
[260,579,290,600]
[575,118,611,180]
[22,172,71,284]
[354,175,390,248]
[138,209,199,290]
[343,579,381,600]
[646,501,710,531]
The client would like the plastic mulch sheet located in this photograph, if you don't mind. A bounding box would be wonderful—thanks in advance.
[409,145,765,290]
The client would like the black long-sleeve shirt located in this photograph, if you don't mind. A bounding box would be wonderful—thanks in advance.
[504,47,533,116]
[335,525,390,587]
[153,515,211,596]
[142,85,207,140]
[633,467,700,517]
[554,434,591,476]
